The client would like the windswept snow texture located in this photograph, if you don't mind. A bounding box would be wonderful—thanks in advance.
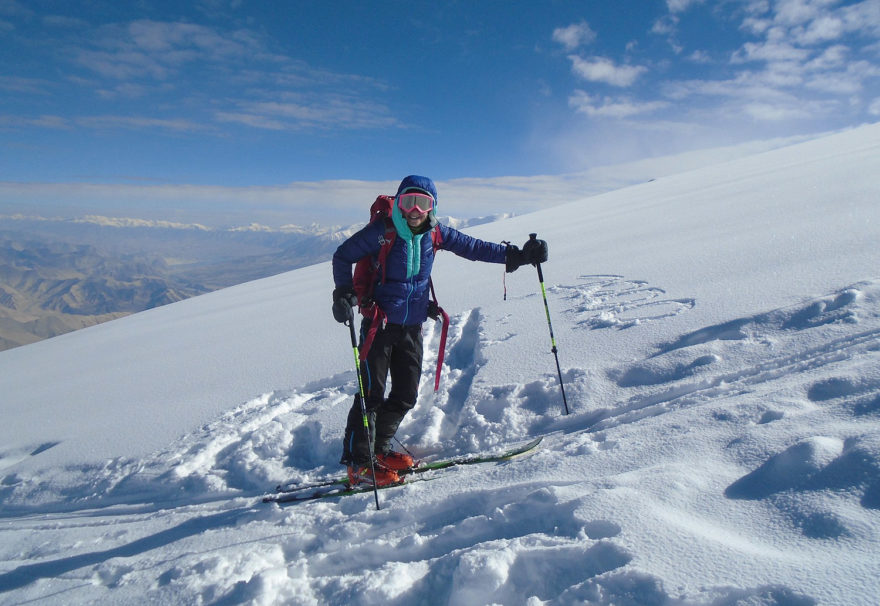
[2,124,880,604]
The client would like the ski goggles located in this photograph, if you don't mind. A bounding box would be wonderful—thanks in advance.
[397,192,435,215]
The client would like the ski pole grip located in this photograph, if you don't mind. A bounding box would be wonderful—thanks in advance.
[528,233,545,280]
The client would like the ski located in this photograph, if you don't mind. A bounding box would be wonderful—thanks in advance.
[262,474,436,504]
[399,435,543,477]
[274,475,348,494]
[264,436,543,504]
[273,435,543,494]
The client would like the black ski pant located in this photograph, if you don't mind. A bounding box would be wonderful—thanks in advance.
[342,322,423,466]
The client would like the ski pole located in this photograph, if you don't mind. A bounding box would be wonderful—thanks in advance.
[529,233,570,415]
[347,314,381,510]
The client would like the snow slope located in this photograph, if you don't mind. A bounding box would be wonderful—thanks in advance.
[1,123,879,604]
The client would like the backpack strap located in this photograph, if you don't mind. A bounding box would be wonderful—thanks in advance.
[359,304,386,363]
[428,224,447,391]
[430,224,443,251]
[430,279,449,392]
[356,218,395,362]
[374,217,397,286]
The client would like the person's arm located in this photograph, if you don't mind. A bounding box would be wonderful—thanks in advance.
[332,222,383,288]
[437,225,548,271]
[331,222,383,322]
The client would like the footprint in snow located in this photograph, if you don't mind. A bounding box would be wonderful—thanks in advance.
[556,274,695,330]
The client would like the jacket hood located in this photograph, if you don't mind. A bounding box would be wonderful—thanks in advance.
[396,175,438,204]
[394,174,439,231]
[391,175,438,279]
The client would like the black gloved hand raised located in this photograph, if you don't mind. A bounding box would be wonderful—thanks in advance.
[522,236,548,265]
[332,286,358,323]
[505,237,548,272]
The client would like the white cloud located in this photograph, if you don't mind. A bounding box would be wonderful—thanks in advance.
[31,17,401,136]
[74,47,172,80]
[595,0,880,129]
[559,0,880,129]
[217,93,401,131]
[653,0,704,52]
[0,0,34,18]
[869,97,880,115]
[667,0,704,13]
[742,101,813,120]
[75,115,214,133]
[665,70,794,101]
[795,14,845,44]
[568,56,648,87]
[841,1,880,37]
[688,50,713,63]
[0,114,69,129]
[652,15,679,37]
[745,0,880,44]
[126,19,261,60]
[1,133,828,230]
[806,59,880,93]
[0,75,53,94]
[213,112,286,130]
[69,20,268,83]
[774,0,838,27]
[41,14,89,29]
[714,0,880,121]
[804,44,848,70]
[732,39,811,64]
[552,21,596,51]
[741,15,773,37]
[569,91,668,118]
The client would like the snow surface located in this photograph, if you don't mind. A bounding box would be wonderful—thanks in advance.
[1,123,880,605]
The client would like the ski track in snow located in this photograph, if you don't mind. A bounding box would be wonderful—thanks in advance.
[2,279,880,604]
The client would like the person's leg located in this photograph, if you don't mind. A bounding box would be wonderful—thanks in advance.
[374,325,423,454]
[342,324,395,464]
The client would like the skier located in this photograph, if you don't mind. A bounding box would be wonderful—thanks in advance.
[331,175,548,486]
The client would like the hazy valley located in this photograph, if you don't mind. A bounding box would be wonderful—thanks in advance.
[0,213,507,351]
[0,216,348,350]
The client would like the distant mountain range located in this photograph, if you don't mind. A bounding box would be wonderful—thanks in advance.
[0,213,511,350]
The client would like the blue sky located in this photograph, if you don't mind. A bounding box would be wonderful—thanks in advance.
[1,0,879,226]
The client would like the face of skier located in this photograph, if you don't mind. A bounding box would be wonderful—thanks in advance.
[405,208,429,229]
[397,191,434,231]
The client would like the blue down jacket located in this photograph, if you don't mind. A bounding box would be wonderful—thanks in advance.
[333,218,507,326]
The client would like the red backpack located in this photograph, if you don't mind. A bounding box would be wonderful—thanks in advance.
[353,195,449,391]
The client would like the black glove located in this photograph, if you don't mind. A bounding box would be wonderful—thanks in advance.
[505,238,548,272]
[522,237,548,265]
[332,286,358,323]
[427,300,441,320]
[505,245,526,273]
